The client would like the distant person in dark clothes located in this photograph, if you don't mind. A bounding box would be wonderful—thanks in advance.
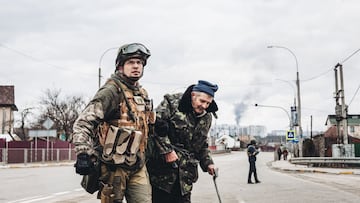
[283,148,288,160]
[247,140,260,184]
[277,146,282,160]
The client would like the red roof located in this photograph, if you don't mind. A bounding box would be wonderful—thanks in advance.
[324,126,339,138]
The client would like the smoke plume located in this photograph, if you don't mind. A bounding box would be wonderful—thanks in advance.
[234,102,247,125]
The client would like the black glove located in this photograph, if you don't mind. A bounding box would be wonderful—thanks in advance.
[154,118,169,137]
[74,153,94,175]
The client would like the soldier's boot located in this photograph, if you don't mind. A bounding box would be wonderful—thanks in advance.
[254,172,260,183]
[247,173,253,184]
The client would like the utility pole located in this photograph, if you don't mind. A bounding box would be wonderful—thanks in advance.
[333,48,360,147]
[98,67,101,89]
[334,63,348,144]
[268,45,302,156]
[310,115,313,140]
[296,70,302,139]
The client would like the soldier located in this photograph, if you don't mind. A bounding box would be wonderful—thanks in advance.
[247,140,260,184]
[72,43,154,203]
[147,80,219,203]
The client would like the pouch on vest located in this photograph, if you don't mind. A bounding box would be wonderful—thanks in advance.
[101,125,143,166]
[133,95,145,112]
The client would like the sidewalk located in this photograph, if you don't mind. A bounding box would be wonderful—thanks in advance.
[270,159,360,175]
[0,161,75,169]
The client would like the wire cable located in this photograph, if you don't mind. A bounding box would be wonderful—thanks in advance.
[0,43,96,77]
[348,84,360,107]
[340,48,360,64]
[301,68,333,82]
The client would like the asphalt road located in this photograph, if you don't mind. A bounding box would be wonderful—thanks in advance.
[1,151,359,203]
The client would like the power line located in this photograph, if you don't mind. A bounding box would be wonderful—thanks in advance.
[336,48,360,109]
[301,68,333,82]
[0,43,96,77]
[348,84,360,107]
[340,48,360,64]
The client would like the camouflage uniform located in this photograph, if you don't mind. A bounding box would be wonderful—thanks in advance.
[147,85,218,202]
[72,73,153,203]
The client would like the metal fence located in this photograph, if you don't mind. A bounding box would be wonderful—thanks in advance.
[0,142,76,165]
[1,147,76,165]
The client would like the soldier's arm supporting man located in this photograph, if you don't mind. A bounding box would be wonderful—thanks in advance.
[72,84,120,157]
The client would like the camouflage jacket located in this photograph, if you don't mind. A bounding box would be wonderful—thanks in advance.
[72,73,151,169]
[147,85,218,195]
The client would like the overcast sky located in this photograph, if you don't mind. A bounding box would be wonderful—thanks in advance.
[1,0,360,134]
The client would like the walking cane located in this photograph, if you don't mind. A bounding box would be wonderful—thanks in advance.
[213,168,222,203]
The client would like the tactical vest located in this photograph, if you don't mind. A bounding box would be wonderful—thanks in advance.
[99,80,155,167]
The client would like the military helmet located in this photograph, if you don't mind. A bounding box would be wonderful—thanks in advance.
[115,43,151,68]
[250,140,256,145]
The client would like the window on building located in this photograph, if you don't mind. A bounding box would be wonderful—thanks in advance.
[350,126,355,133]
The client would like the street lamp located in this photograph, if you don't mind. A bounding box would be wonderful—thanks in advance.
[268,45,303,155]
[275,78,296,107]
[275,79,298,128]
[255,103,292,144]
[254,103,292,129]
[98,47,118,88]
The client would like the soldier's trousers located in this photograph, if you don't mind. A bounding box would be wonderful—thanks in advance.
[100,164,152,203]
[248,161,259,182]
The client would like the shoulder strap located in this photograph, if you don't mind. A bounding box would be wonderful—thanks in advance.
[106,79,136,122]
[139,87,149,98]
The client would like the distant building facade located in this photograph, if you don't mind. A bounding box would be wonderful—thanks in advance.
[311,114,360,157]
[210,124,267,138]
[325,114,360,139]
[0,86,18,136]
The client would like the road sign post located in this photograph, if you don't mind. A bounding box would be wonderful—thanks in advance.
[286,130,296,141]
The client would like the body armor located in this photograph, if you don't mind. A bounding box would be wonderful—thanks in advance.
[99,80,155,167]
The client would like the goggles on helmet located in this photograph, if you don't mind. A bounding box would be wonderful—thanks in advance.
[120,43,151,56]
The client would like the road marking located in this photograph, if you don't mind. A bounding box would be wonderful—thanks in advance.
[7,195,44,203]
[7,189,83,203]
[21,195,53,203]
[54,191,71,195]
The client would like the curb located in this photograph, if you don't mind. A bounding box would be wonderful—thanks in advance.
[0,161,75,169]
[268,161,360,175]
[338,171,354,175]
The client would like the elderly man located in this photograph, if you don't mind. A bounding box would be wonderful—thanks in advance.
[147,80,219,203]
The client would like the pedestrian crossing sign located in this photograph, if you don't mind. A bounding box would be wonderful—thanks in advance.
[286,130,295,141]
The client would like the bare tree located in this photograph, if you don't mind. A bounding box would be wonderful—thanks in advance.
[38,88,86,141]
[14,107,34,140]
